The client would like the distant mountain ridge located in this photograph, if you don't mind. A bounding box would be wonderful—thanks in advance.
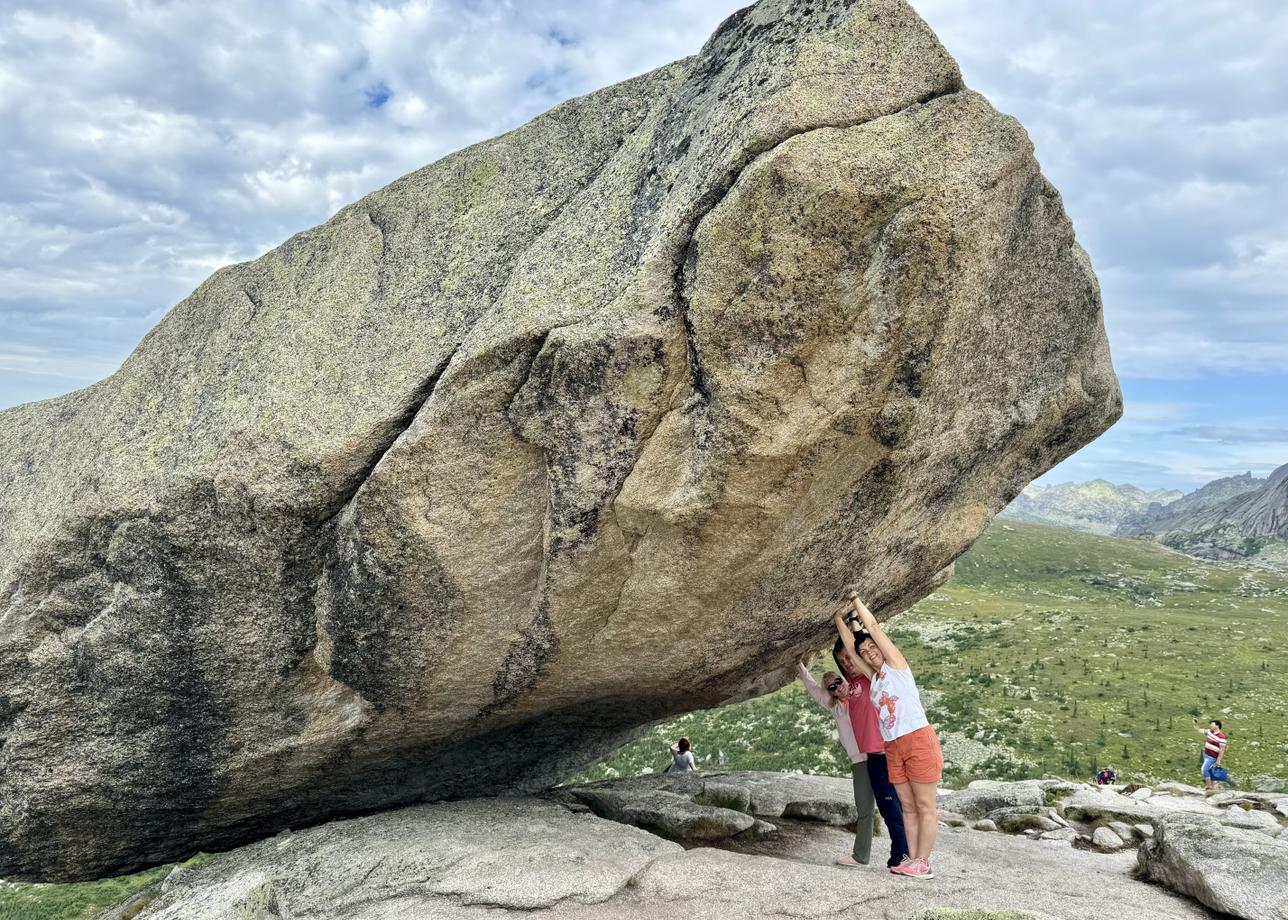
[1005,468,1288,571]
[1000,478,1183,534]
[1115,463,1288,570]
[1116,471,1267,534]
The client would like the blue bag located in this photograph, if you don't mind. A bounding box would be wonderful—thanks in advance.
[1210,766,1230,783]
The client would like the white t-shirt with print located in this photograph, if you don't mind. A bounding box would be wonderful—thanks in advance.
[868,664,930,743]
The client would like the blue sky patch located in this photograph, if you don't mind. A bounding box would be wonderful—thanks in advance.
[364,82,392,109]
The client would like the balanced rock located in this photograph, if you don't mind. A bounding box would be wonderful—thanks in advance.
[0,0,1119,880]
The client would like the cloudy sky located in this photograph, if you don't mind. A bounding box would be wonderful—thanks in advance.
[2,1,1285,490]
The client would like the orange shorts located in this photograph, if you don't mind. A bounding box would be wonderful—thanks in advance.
[885,725,943,785]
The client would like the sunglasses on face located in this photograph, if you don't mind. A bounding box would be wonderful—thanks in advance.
[826,679,844,691]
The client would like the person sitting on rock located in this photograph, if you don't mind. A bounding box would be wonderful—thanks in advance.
[1193,719,1227,789]
[665,737,697,773]
[840,592,944,881]
[1096,766,1116,785]
[828,608,910,871]
[796,659,879,868]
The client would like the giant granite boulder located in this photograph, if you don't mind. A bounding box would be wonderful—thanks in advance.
[0,0,1120,880]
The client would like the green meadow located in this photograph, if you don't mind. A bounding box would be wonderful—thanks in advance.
[574,520,1288,786]
[0,858,206,920]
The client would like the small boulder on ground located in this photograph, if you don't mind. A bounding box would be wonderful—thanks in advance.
[1251,776,1286,794]
[1137,816,1288,920]
[937,781,1048,819]
[559,771,863,837]
[1208,791,1258,807]
[996,813,1061,834]
[1039,827,1078,843]
[695,772,856,819]
[1220,807,1283,835]
[694,782,754,814]
[568,788,755,842]
[742,819,779,838]
[782,798,857,827]
[939,811,968,827]
[1091,827,1125,851]
[1061,787,1222,825]
[1107,821,1135,842]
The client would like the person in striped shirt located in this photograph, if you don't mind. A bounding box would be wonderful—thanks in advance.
[1192,720,1227,789]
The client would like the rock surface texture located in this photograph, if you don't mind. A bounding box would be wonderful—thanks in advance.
[1138,817,1288,920]
[0,0,1120,880]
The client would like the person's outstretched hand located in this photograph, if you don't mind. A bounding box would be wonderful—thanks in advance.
[848,593,877,628]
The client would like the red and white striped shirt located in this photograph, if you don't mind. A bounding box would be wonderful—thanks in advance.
[1204,729,1227,759]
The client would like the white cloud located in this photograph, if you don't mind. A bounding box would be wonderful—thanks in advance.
[0,0,745,409]
[916,0,1288,379]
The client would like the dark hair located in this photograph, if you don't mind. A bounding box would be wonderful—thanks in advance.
[853,629,873,646]
[1211,720,1222,730]
[677,737,691,753]
[832,637,859,682]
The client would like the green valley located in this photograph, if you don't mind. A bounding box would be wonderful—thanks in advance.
[574,520,1288,787]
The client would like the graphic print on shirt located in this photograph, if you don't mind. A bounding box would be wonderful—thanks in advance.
[877,690,899,735]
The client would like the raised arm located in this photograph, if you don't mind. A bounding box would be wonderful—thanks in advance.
[833,603,858,654]
[849,593,908,670]
[797,661,832,709]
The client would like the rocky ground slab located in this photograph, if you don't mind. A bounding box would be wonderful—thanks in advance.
[97,773,1288,920]
[111,795,1214,920]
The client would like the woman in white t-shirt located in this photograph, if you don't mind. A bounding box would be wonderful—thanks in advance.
[838,592,944,880]
[666,737,697,772]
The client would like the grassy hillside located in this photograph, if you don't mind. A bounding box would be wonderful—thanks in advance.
[573,520,1288,786]
[0,857,207,920]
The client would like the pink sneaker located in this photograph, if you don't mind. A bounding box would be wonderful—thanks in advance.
[903,858,935,880]
[888,856,915,875]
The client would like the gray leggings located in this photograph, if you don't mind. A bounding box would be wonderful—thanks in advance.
[850,761,877,862]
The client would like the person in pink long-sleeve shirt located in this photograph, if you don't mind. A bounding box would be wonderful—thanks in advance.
[798,661,875,866]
